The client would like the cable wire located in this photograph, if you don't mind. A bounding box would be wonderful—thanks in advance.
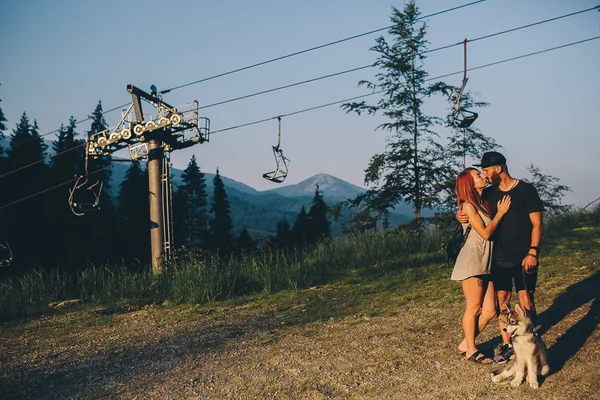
[11,2,487,151]
[3,14,599,182]
[210,35,600,134]
[0,165,112,211]
[8,3,594,153]
[0,142,87,179]
[161,3,598,95]
[158,1,487,94]
[1,35,598,210]
[466,6,599,44]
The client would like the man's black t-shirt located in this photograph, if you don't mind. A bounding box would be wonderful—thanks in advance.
[482,181,544,262]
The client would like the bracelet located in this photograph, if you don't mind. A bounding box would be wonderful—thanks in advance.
[527,253,538,259]
[529,246,540,255]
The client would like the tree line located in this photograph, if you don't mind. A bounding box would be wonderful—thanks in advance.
[0,96,334,273]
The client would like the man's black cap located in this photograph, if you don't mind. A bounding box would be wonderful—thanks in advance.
[474,151,507,168]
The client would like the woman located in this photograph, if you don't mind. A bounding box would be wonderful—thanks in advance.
[452,168,511,364]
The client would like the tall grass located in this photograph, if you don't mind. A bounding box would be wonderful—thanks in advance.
[0,220,497,321]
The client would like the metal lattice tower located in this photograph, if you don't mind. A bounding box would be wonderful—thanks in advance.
[83,84,210,274]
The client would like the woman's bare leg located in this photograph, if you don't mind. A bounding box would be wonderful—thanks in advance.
[461,276,485,358]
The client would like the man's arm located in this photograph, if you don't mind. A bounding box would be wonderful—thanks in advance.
[522,211,543,271]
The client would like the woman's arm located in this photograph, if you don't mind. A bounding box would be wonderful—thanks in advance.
[462,196,511,240]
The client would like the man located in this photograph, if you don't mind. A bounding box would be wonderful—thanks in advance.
[459,151,544,363]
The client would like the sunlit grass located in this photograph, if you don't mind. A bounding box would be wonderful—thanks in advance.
[1,205,598,321]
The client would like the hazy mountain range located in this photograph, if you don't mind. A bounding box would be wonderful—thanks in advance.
[0,137,430,236]
[109,163,421,236]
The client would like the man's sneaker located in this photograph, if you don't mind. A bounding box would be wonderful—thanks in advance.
[493,344,514,364]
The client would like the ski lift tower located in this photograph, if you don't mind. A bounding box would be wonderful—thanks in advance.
[84,84,210,274]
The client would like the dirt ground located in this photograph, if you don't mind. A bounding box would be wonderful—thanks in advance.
[1,269,599,399]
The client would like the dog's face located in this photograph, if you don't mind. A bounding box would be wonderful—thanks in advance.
[501,304,531,337]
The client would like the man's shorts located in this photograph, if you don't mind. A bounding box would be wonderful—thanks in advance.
[491,259,537,293]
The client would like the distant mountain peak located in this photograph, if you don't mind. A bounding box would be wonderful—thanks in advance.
[263,173,365,200]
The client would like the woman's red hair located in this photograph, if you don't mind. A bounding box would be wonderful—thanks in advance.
[456,167,491,217]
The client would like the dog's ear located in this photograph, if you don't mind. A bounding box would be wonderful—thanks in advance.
[515,304,525,316]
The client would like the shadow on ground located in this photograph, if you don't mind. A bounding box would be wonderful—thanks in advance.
[537,270,600,374]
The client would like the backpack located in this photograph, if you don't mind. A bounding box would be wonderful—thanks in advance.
[446,223,471,264]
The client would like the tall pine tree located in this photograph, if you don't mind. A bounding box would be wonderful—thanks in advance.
[3,114,51,267]
[291,206,310,247]
[307,186,330,243]
[45,117,88,266]
[86,101,112,208]
[209,168,232,253]
[173,155,208,248]
[342,2,454,224]
[117,160,150,264]
[51,116,84,181]
[83,101,118,264]
[0,88,8,250]
[235,227,255,252]
[0,85,6,156]
[270,219,292,250]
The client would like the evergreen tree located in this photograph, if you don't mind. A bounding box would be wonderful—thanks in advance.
[3,114,51,267]
[291,206,310,246]
[117,160,150,263]
[173,155,208,248]
[307,186,330,243]
[0,88,7,247]
[6,114,48,171]
[0,85,6,156]
[83,101,117,265]
[342,2,454,224]
[45,117,88,267]
[86,101,112,208]
[271,219,292,249]
[51,116,84,181]
[209,168,233,252]
[235,227,255,252]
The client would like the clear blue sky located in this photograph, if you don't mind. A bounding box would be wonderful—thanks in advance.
[1,0,599,208]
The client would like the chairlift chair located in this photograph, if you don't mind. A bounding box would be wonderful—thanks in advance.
[450,39,478,129]
[263,117,290,183]
[451,106,478,128]
[68,175,104,217]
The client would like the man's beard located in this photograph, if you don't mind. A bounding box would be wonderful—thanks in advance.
[489,172,501,185]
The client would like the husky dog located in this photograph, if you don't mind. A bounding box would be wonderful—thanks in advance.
[490,304,550,389]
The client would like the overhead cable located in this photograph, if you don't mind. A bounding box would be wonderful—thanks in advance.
[210,35,600,134]
[0,142,87,179]
[3,19,598,181]
[0,165,112,211]
[9,3,594,151]
[158,1,487,94]
[1,35,598,210]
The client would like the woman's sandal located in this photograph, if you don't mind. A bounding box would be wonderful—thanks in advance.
[466,350,493,364]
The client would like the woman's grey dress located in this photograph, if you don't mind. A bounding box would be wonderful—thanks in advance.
[451,209,493,281]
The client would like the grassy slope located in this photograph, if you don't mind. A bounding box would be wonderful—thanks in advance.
[0,222,599,399]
